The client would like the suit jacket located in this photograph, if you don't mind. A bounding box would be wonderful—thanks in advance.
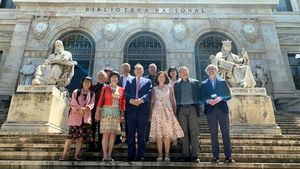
[144,74,155,85]
[199,76,231,115]
[118,74,134,88]
[91,82,105,112]
[125,77,152,115]
[173,78,201,116]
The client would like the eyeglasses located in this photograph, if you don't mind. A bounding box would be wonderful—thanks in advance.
[207,68,217,71]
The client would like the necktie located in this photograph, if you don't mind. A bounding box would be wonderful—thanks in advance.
[136,77,140,98]
[212,80,216,90]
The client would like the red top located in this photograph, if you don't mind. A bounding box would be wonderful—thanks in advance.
[97,85,125,111]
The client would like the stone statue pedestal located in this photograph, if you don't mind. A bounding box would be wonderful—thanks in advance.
[228,88,282,135]
[0,85,69,133]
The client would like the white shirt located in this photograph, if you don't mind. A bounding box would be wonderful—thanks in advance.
[122,74,133,88]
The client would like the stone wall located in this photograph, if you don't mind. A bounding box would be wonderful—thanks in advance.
[0,0,299,103]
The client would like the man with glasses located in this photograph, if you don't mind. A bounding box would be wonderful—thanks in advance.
[200,64,235,163]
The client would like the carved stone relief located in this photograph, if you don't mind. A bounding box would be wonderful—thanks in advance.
[31,15,50,40]
[142,16,150,29]
[103,17,120,41]
[171,19,189,42]
[241,19,260,43]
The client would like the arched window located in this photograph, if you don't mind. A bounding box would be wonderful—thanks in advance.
[276,0,293,11]
[195,33,237,81]
[287,53,300,90]
[58,32,95,91]
[0,0,15,8]
[124,32,166,74]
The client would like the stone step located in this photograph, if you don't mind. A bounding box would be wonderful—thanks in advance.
[1,133,299,139]
[0,144,298,154]
[0,161,300,169]
[0,151,299,163]
[1,138,299,146]
[1,134,299,144]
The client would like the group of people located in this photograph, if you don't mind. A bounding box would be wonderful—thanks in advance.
[59,62,235,164]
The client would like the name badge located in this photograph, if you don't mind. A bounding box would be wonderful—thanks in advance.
[211,94,217,99]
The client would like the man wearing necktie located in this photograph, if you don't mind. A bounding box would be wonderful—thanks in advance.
[125,64,152,161]
[200,64,235,163]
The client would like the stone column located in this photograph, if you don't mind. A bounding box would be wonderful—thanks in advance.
[259,18,295,98]
[0,14,32,96]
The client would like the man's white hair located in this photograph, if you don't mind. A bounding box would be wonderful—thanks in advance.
[135,63,144,71]
[205,64,218,73]
[148,63,157,70]
[121,63,131,70]
[97,70,107,77]
[178,66,189,73]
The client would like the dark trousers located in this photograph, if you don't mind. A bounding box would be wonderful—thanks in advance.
[178,106,199,159]
[124,112,129,143]
[206,107,232,158]
[144,121,150,142]
[126,111,147,158]
[89,110,101,149]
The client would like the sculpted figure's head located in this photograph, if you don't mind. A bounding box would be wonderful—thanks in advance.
[221,40,232,53]
[54,40,65,54]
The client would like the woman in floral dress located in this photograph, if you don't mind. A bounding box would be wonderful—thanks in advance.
[96,71,125,161]
[149,71,184,162]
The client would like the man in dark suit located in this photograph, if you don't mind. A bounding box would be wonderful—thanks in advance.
[200,64,235,163]
[117,63,134,144]
[125,63,152,161]
[88,70,107,151]
[174,66,201,163]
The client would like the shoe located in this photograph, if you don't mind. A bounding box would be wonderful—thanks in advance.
[224,157,235,163]
[102,158,109,162]
[136,157,144,161]
[192,157,200,163]
[211,157,220,163]
[74,155,82,161]
[59,155,66,161]
[108,157,114,162]
[156,157,163,162]
[164,157,171,162]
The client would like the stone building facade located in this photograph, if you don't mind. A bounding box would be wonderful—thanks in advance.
[0,0,300,113]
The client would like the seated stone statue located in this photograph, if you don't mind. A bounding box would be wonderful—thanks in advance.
[210,40,256,88]
[32,40,77,88]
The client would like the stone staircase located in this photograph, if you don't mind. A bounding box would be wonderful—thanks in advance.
[275,112,300,135]
[0,112,299,168]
